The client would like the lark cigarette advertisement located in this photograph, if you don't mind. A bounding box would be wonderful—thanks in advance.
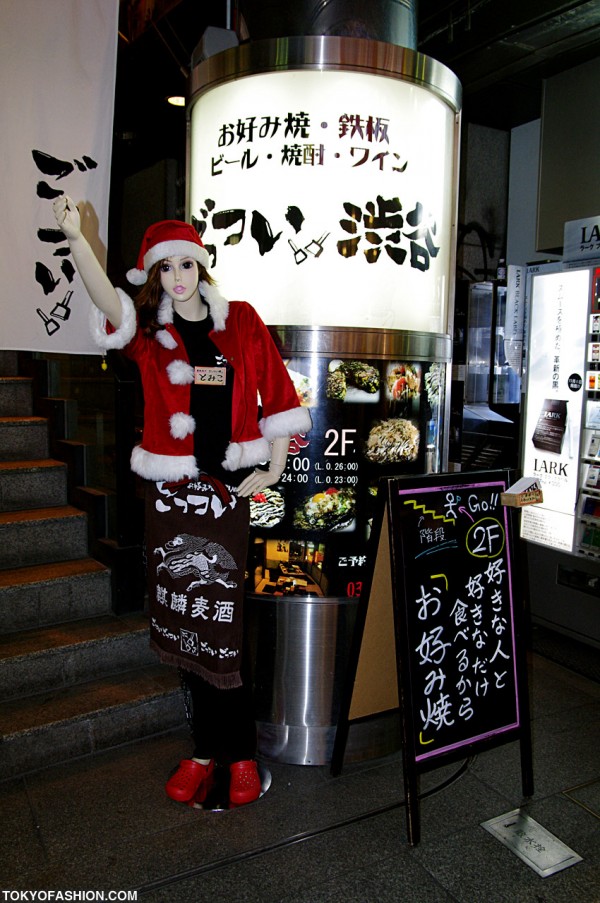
[521,268,591,551]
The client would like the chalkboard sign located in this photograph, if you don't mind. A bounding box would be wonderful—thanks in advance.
[389,472,521,765]
[332,469,533,845]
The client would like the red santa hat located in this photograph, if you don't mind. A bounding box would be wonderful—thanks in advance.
[126,220,210,285]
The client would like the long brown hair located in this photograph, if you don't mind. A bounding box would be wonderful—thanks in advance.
[134,260,216,334]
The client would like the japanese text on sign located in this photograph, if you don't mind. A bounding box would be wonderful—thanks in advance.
[395,482,519,763]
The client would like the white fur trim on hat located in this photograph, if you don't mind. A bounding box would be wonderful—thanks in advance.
[167,360,194,385]
[170,412,195,439]
[127,220,210,285]
[143,239,209,273]
[89,288,137,351]
[127,242,209,285]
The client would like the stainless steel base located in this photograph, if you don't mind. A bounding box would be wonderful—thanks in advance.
[257,710,402,767]
[247,594,358,766]
[191,762,272,812]
[256,721,337,766]
[248,593,405,767]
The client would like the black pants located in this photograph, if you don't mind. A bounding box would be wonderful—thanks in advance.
[181,668,257,764]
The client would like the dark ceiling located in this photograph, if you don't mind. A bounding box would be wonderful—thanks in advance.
[113,0,600,175]
[419,0,600,129]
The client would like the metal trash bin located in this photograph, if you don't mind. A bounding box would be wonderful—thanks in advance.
[247,594,358,765]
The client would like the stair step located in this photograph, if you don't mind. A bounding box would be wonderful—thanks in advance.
[0,506,88,569]
[0,351,19,378]
[0,558,111,632]
[0,376,33,416]
[0,664,185,778]
[0,459,68,511]
[0,416,49,461]
[0,612,154,700]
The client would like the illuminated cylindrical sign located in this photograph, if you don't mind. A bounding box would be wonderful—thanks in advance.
[188,37,461,333]
[188,38,461,765]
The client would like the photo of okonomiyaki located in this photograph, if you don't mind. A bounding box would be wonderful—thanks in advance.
[365,418,420,464]
[326,360,380,402]
[385,362,421,402]
[249,488,285,528]
[293,487,356,531]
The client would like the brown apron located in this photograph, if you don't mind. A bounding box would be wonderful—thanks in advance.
[145,477,250,689]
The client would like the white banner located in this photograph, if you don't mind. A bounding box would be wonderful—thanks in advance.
[0,0,118,354]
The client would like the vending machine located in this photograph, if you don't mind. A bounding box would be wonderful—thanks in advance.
[520,258,600,648]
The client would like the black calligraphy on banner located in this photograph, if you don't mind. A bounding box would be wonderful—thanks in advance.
[31,148,98,337]
[389,476,520,765]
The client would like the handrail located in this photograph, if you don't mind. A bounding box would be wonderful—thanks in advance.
[109,350,143,548]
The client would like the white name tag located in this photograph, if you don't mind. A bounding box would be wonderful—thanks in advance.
[194,366,227,386]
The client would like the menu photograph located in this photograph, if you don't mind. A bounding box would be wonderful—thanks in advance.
[248,354,445,599]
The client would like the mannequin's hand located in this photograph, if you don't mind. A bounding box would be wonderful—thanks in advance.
[52,195,81,241]
[237,437,290,498]
[237,468,283,498]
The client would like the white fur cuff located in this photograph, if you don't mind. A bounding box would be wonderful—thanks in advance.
[222,437,271,471]
[130,446,199,482]
[260,406,312,440]
[89,288,137,351]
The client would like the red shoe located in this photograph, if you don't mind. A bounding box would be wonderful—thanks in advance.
[165,759,214,804]
[229,760,261,806]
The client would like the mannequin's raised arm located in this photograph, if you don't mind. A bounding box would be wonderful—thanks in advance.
[52,196,123,329]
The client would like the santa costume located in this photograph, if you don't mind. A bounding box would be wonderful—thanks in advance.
[90,219,311,801]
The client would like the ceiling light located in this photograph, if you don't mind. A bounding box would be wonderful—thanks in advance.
[167,95,185,107]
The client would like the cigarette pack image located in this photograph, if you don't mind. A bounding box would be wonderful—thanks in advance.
[532,398,567,454]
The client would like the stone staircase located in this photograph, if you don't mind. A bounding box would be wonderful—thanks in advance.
[0,351,184,779]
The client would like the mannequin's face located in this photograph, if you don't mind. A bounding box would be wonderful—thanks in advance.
[159,256,199,304]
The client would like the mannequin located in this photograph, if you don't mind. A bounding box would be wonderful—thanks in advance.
[53,196,311,806]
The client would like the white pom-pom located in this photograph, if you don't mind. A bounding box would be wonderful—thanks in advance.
[167,360,194,385]
[169,412,195,439]
[126,268,147,286]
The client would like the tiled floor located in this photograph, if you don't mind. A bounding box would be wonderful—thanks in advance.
[0,650,598,902]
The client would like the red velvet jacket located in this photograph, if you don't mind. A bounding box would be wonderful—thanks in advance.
[91,286,311,482]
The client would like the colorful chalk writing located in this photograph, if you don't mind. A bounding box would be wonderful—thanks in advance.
[389,476,520,764]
